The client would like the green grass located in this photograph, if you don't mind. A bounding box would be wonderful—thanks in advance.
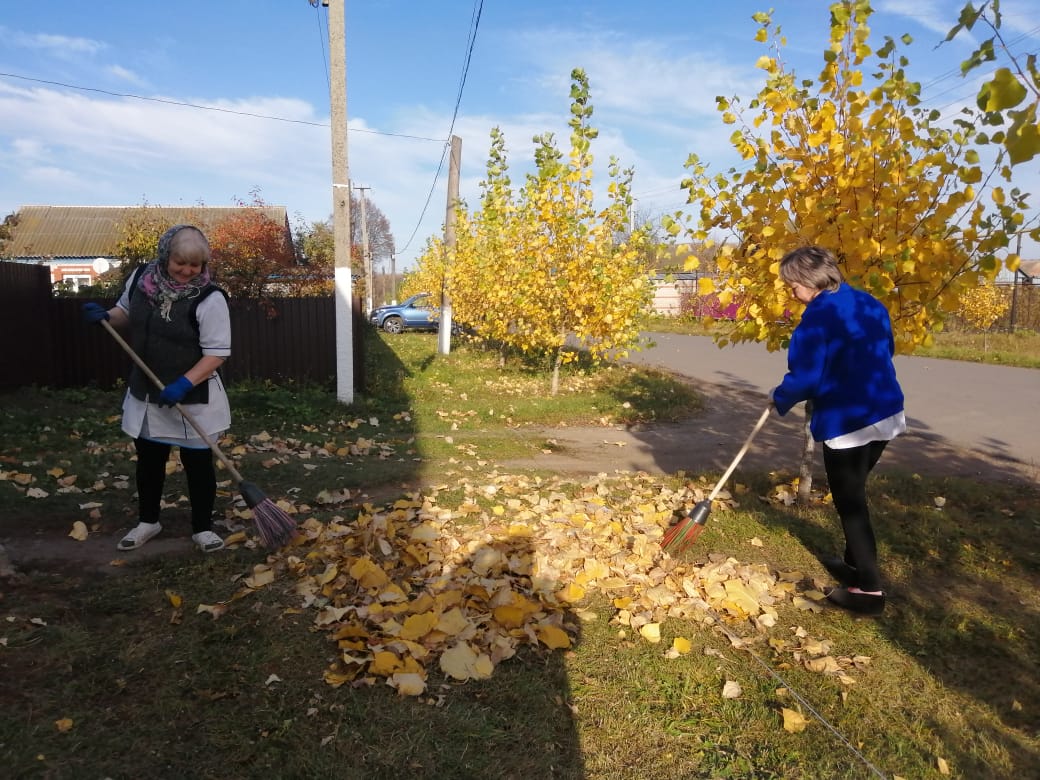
[1,330,1038,779]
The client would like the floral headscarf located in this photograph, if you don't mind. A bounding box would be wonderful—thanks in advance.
[137,224,213,321]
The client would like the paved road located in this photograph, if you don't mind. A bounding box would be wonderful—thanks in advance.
[625,332,1039,479]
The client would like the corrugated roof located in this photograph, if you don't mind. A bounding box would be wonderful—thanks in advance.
[4,205,290,258]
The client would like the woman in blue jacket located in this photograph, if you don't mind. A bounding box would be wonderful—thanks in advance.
[772,246,905,616]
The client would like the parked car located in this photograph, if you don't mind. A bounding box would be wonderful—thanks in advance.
[369,293,438,334]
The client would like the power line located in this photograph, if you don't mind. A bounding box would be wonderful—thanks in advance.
[0,71,445,142]
[312,0,331,94]
[397,0,484,255]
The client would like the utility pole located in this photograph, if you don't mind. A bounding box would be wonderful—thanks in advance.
[327,0,353,403]
[389,244,396,304]
[355,184,372,314]
[1010,231,1022,332]
[438,135,461,356]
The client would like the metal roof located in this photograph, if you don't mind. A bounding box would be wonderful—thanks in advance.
[4,205,291,258]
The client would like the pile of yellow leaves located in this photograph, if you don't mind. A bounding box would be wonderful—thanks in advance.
[262,470,867,698]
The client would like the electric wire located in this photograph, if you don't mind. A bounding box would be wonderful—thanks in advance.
[396,0,484,255]
[313,0,331,95]
[702,604,889,780]
[0,71,444,141]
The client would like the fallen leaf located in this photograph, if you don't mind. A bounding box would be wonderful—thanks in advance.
[388,672,426,696]
[671,637,692,655]
[165,590,183,609]
[937,756,950,775]
[722,680,742,699]
[54,718,74,733]
[68,521,89,541]
[781,707,807,733]
[197,603,228,620]
[638,623,661,643]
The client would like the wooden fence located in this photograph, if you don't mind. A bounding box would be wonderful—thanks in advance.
[0,263,366,392]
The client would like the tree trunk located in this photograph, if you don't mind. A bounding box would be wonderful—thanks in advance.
[797,399,815,503]
[551,347,562,396]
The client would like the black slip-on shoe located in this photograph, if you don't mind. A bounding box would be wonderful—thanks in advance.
[820,555,859,588]
[826,587,885,616]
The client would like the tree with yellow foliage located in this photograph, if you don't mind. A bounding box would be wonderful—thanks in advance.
[673,0,1030,499]
[674,0,1028,356]
[957,282,1010,351]
[945,0,1040,176]
[411,69,654,394]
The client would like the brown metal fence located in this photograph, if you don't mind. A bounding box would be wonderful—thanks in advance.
[0,263,366,392]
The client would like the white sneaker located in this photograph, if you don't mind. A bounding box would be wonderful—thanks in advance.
[117,522,162,551]
[192,531,225,553]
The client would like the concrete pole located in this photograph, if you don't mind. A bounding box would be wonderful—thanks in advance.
[355,185,372,314]
[328,0,353,403]
[438,135,461,356]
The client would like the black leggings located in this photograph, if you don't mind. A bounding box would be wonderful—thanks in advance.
[822,440,888,592]
[134,437,216,533]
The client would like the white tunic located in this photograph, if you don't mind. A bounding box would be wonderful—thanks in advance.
[115,278,232,448]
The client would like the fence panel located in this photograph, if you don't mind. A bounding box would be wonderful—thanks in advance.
[0,263,55,390]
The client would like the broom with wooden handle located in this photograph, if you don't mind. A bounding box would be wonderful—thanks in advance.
[661,404,772,554]
[100,319,297,548]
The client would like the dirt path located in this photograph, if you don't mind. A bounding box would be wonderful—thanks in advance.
[502,379,1038,486]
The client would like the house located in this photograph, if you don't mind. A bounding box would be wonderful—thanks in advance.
[1,205,295,290]
[651,271,702,316]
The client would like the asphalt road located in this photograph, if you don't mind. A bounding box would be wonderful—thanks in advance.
[625,332,1040,478]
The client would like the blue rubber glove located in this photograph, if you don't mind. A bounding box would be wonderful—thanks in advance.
[157,376,193,407]
[82,302,110,325]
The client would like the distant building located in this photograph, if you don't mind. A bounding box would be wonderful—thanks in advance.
[1,204,295,290]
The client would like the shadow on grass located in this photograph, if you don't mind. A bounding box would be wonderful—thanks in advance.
[0,518,587,778]
[760,470,1040,777]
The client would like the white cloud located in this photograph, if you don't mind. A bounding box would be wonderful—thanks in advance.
[1,26,106,58]
[105,64,148,87]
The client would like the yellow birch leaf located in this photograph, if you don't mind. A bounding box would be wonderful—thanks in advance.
[399,611,438,640]
[536,625,572,650]
[639,623,662,644]
[68,521,89,541]
[54,718,74,733]
[244,566,275,589]
[556,582,586,603]
[493,605,525,628]
[441,642,480,680]
[389,672,426,696]
[937,757,950,775]
[369,651,402,676]
[434,607,469,636]
[165,590,182,609]
[672,637,692,655]
[349,557,390,589]
[782,707,808,733]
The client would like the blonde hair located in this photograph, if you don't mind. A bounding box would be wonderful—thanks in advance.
[778,246,843,292]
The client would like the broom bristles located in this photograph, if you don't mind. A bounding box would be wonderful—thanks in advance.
[662,515,706,553]
[252,498,297,548]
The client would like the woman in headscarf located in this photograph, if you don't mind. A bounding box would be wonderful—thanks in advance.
[83,225,231,553]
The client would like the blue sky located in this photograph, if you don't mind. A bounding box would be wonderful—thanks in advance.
[2,1,1038,270]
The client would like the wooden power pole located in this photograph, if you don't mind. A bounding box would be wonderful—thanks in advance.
[327,0,353,403]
